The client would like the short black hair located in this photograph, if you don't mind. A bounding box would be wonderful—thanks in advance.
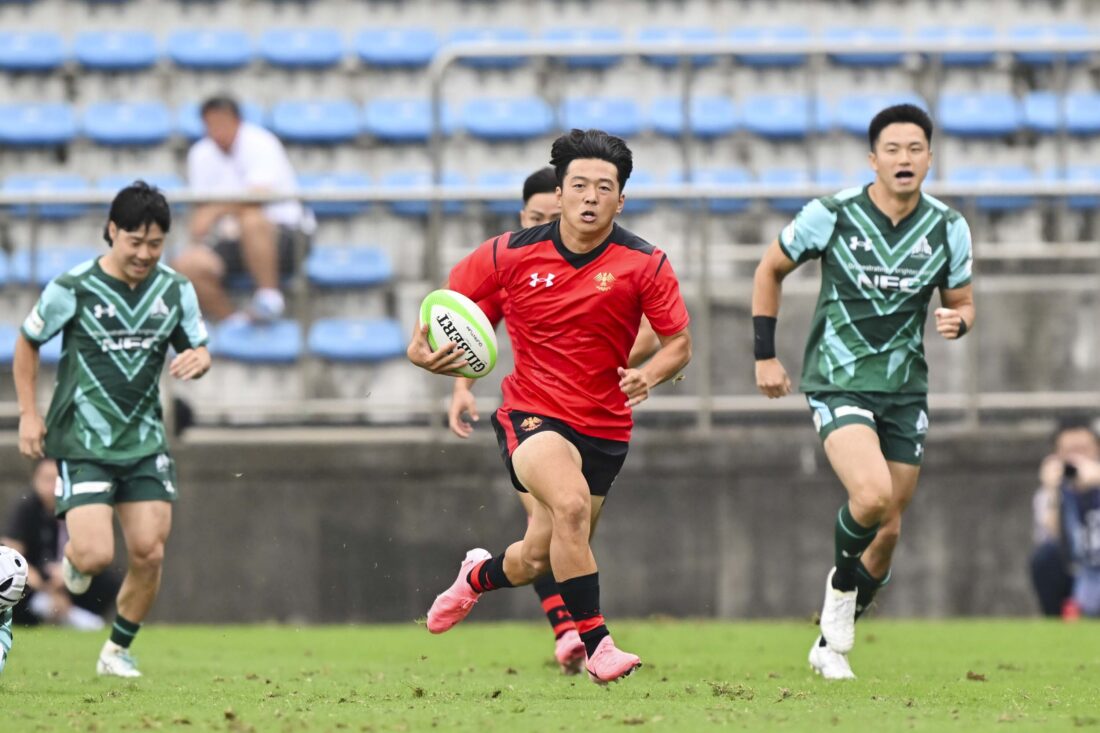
[522,167,558,204]
[868,104,934,150]
[103,180,171,246]
[1052,416,1099,445]
[550,129,633,192]
[200,94,241,119]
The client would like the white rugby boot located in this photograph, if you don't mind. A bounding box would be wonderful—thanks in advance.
[809,636,856,680]
[818,567,858,653]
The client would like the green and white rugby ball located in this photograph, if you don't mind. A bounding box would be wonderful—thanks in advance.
[419,289,498,378]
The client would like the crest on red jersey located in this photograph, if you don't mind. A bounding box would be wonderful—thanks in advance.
[594,272,615,292]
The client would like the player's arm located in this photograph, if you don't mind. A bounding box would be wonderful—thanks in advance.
[752,239,800,398]
[627,317,661,368]
[934,284,975,340]
[169,345,211,380]
[13,334,46,459]
[619,327,692,408]
[169,281,212,379]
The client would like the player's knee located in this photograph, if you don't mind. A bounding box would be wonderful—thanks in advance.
[129,542,165,571]
[850,481,891,519]
[550,495,591,536]
[72,546,113,575]
[520,546,551,578]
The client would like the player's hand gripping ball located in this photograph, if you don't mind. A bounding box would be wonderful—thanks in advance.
[419,290,498,378]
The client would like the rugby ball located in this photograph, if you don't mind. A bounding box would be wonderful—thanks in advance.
[419,289,498,378]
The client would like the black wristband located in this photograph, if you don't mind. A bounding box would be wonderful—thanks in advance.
[956,318,969,338]
[753,316,777,360]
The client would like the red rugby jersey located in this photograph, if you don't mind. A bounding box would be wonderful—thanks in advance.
[450,220,690,441]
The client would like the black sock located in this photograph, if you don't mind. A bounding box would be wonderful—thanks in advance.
[110,614,141,649]
[558,572,609,658]
[532,574,575,639]
[466,553,514,593]
[855,564,890,620]
[833,504,880,591]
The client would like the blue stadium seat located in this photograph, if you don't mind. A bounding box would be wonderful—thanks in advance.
[355,28,438,68]
[1023,91,1060,134]
[97,173,184,196]
[637,27,718,67]
[168,29,252,70]
[824,26,905,67]
[541,28,624,69]
[381,171,466,216]
[0,252,7,288]
[740,95,813,139]
[622,169,658,215]
[1067,93,1100,136]
[1010,24,1093,66]
[1061,165,1100,209]
[298,172,370,218]
[758,168,812,214]
[650,96,737,139]
[362,99,457,143]
[0,103,77,146]
[307,318,405,363]
[0,31,65,71]
[448,28,530,69]
[938,93,1020,137]
[476,171,527,216]
[306,246,392,288]
[691,168,753,214]
[83,102,173,146]
[270,100,360,144]
[729,26,809,68]
[831,93,927,136]
[73,30,158,71]
[10,247,101,287]
[3,174,89,220]
[177,101,266,141]
[947,166,1036,211]
[210,319,301,363]
[560,97,643,138]
[916,25,996,67]
[259,28,343,68]
[461,97,554,141]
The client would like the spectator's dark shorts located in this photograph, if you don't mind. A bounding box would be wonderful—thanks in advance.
[214,225,303,282]
[490,408,629,497]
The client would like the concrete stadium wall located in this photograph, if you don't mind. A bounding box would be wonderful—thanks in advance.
[0,425,1047,623]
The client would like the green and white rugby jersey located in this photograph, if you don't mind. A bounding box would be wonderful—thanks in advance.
[21,258,208,462]
[779,185,972,394]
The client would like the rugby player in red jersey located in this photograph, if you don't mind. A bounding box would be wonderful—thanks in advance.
[408,129,691,684]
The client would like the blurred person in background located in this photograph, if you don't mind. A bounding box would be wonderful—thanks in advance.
[1031,418,1100,618]
[173,94,313,323]
[2,460,120,630]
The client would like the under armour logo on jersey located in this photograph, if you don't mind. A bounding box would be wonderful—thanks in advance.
[848,236,873,252]
[910,237,933,258]
[841,549,863,559]
[529,272,555,288]
[92,303,117,319]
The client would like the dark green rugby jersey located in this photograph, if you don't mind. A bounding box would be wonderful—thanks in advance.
[779,185,973,394]
[21,258,208,462]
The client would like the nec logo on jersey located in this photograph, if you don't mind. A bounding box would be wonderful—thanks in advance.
[910,237,933,258]
[848,236,873,252]
[857,272,921,293]
[529,273,555,288]
[93,303,117,319]
[100,336,155,353]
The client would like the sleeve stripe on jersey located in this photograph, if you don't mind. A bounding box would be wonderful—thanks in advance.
[491,235,500,271]
[654,253,668,276]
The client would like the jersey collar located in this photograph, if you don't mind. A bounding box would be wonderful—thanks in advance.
[93,257,158,294]
[550,220,617,270]
[860,184,927,231]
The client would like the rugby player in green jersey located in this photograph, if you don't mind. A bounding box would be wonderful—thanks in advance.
[751,105,975,679]
[14,182,211,677]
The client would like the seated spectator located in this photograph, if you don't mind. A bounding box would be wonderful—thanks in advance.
[1057,422,1100,616]
[1030,418,1100,617]
[2,461,121,630]
[173,94,313,323]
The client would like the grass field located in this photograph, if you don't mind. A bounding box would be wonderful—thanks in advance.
[3,620,1098,732]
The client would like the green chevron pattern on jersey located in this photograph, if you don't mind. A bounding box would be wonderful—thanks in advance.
[779,186,972,394]
[20,258,207,463]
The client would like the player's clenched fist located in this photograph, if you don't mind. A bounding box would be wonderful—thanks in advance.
[755,358,792,399]
[934,307,966,340]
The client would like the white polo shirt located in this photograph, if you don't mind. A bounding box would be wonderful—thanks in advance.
[187,121,307,230]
